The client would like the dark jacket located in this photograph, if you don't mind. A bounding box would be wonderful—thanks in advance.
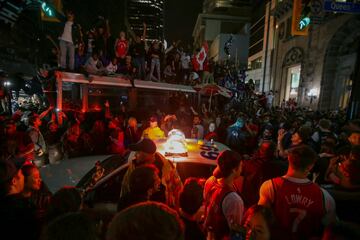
[0,194,40,240]
[181,216,206,240]
[324,185,360,224]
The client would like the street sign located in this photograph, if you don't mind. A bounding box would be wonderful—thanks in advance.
[324,0,360,14]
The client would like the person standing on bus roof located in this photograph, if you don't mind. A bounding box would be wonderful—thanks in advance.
[58,11,81,71]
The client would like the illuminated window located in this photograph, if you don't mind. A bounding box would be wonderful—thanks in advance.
[249,57,262,70]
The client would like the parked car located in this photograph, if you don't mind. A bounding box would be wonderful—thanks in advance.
[40,133,229,212]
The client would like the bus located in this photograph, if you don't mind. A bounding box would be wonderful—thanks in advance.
[55,71,197,115]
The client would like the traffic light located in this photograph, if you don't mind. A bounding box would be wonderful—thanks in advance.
[41,2,54,17]
[41,0,63,22]
[291,0,311,36]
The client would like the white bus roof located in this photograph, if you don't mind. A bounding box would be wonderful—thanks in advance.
[57,71,196,93]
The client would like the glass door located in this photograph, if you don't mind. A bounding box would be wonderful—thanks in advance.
[285,65,301,101]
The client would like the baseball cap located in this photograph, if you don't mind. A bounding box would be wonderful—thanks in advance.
[129,138,157,154]
[0,157,26,184]
[213,150,242,178]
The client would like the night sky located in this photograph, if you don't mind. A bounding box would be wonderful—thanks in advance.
[0,0,203,56]
[62,0,203,45]
[164,0,203,45]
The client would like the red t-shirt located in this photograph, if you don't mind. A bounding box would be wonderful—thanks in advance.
[271,177,326,239]
[115,39,128,58]
[205,183,234,240]
[204,132,218,141]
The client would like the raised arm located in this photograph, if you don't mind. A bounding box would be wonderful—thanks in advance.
[106,19,111,37]
[142,22,147,40]
[277,129,288,158]
[78,24,84,44]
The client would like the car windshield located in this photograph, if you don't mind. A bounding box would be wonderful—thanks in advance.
[76,153,129,190]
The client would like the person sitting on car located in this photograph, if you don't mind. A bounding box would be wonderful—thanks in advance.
[117,164,160,212]
[120,138,182,208]
[141,116,165,140]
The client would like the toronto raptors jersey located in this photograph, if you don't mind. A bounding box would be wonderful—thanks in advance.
[271,177,326,239]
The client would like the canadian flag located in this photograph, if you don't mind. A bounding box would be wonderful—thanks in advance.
[196,42,208,71]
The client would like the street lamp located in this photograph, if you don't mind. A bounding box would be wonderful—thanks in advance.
[307,88,318,104]
[3,81,11,87]
[2,80,12,114]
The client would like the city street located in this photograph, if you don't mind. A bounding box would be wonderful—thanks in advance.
[1,1,360,240]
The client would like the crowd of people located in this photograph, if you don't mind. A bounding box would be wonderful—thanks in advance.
[45,11,250,89]
[51,11,193,84]
[1,7,360,240]
[1,84,360,239]
[0,9,274,117]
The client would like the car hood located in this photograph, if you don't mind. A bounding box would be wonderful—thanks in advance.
[40,155,111,193]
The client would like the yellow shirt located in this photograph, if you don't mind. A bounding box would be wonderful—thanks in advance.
[142,126,165,140]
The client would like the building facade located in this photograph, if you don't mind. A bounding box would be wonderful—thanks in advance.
[271,0,360,111]
[246,0,276,92]
[126,0,164,40]
[246,0,360,112]
[192,0,251,65]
